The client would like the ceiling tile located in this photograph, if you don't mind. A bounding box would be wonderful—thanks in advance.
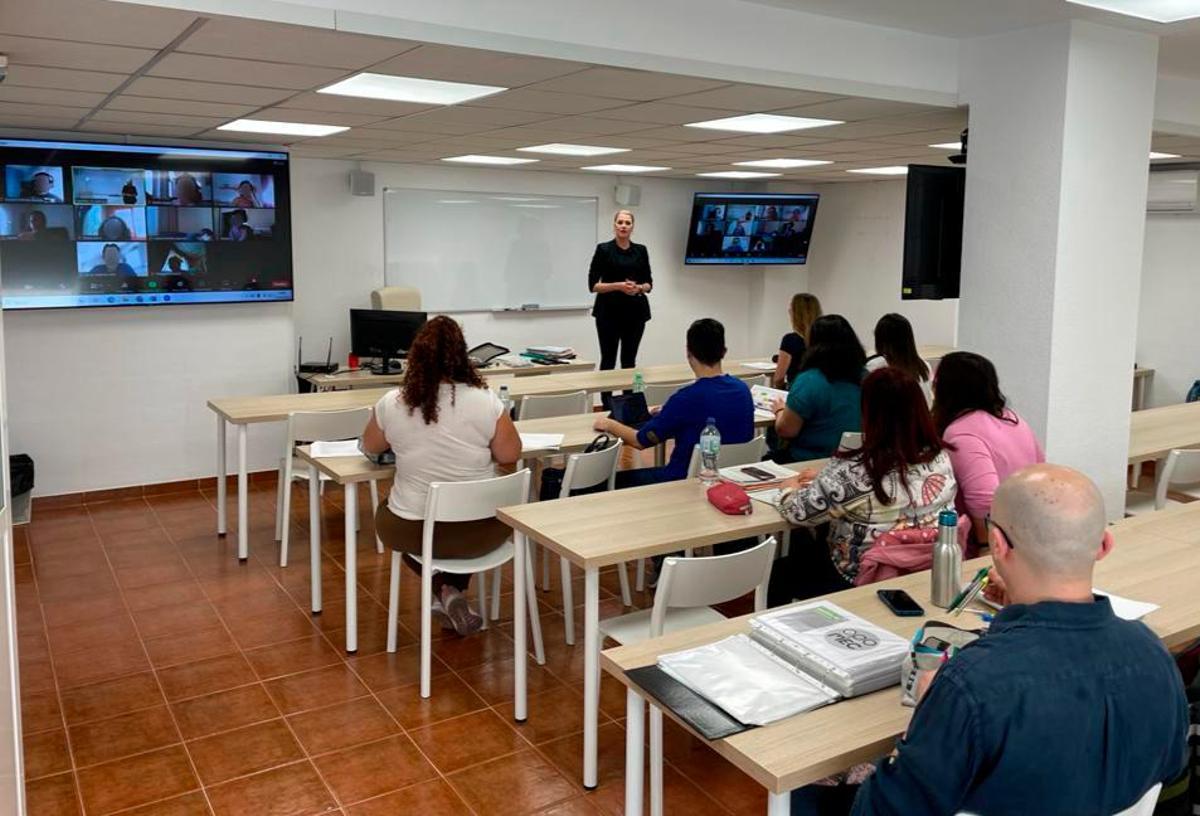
[359,149,451,162]
[0,85,105,109]
[87,109,226,130]
[659,140,762,154]
[291,134,418,150]
[469,89,629,115]
[78,121,203,138]
[428,125,584,143]
[359,116,485,136]
[0,100,89,121]
[148,53,348,91]
[288,145,372,158]
[0,0,197,48]
[669,84,843,112]
[807,121,937,139]
[318,129,439,146]
[195,128,298,145]
[873,129,962,146]
[528,67,728,101]
[104,95,256,119]
[176,17,418,69]
[370,44,588,86]
[0,113,81,130]
[389,106,555,129]
[710,135,831,149]
[0,34,156,73]
[533,116,661,136]
[779,97,942,121]
[253,107,388,127]
[269,91,433,118]
[599,101,747,125]
[2,65,128,94]
[610,125,722,143]
[123,77,294,107]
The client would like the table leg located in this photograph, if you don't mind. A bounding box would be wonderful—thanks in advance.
[309,466,321,614]
[237,424,248,562]
[767,791,791,816]
[216,416,227,536]
[344,482,358,654]
[583,566,600,789]
[513,531,528,723]
[625,689,645,816]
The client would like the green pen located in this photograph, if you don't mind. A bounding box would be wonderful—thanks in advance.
[947,567,991,613]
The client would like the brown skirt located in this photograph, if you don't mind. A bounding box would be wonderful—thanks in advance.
[373,503,510,560]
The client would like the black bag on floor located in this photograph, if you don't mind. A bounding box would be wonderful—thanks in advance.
[539,434,614,501]
[9,454,33,496]
[1155,641,1200,814]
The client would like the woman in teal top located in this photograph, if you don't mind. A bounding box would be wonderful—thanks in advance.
[771,314,865,463]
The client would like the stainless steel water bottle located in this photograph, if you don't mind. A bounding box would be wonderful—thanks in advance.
[931,508,963,609]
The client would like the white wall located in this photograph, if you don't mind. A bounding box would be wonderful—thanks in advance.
[1138,214,1200,407]
[768,179,959,353]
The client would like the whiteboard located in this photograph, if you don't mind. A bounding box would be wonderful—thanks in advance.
[383,188,598,312]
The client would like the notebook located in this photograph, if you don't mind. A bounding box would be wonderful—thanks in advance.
[750,384,789,412]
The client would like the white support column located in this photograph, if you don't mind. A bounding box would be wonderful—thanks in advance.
[958,20,1159,517]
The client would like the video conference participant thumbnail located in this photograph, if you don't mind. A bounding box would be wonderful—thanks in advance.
[72,167,143,205]
[5,165,65,203]
[76,205,147,241]
[220,208,274,241]
[144,170,212,206]
[0,204,73,240]
[145,206,214,240]
[78,242,147,278]
[213,173,275,209]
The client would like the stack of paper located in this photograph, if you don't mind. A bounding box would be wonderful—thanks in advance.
[309,440,364,458]
[494,354,533,368]
[525,345,576,360]
[750,384,789,412]
[719,460,794,486]
[749,601,909,698]
[519,433,565,451]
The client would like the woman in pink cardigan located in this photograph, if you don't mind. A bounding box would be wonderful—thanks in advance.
[933,352,1045,553]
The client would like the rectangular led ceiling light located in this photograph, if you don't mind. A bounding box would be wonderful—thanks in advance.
[581,164,670,173]
[218,119,348,137]
[733,158,833,168]
[1065,0,1200,23]
[1150,151,1182,159]
[696,171,781,178]
[684,113,842,134]
[441,155,538,165]
[847,166,909,175]
[518,143,630,156]
[319,73,507,105]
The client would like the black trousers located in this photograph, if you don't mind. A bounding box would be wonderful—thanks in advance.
[766,524,853,607]
[596,316,646,408]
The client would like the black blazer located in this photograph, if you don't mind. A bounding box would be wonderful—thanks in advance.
[588,240,652,323]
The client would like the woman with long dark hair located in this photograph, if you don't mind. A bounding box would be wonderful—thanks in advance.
[867,313,930,402]
[768,367,957,605]
[361,316,522,636]
[933,351,1043,551]
[771,314,866,463]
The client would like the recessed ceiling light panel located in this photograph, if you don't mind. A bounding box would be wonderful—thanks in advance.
[218,119,349,137]
[733,158,833,169]
[518,143,630,156]
[930,142,963,150]
[441,155,538,165]
[846,166,909,176]
[581,164,670,173]
[1065,0,1200,23]
[684,113,842,134]
[1150,151,1182,159]
[319,73,507,105]
[696,171,782,179]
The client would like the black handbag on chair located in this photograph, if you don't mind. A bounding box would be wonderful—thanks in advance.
[538,434,614,501]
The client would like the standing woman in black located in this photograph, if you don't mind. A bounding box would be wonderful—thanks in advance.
[589,209,652,405]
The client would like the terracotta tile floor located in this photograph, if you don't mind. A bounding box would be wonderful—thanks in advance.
[15,479,768,815]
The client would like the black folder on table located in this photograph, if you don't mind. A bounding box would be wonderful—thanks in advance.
[626,665,754,741]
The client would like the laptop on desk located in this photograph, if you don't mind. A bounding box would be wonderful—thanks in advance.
[610,392,653,429]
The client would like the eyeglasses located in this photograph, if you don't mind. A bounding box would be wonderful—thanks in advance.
[984,514,1015,549]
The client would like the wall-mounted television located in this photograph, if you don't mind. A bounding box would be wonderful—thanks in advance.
[684,192,819,265]
[0,138,292,310]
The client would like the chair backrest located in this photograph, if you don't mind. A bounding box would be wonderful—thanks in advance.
[751,374,771,387]
[650,537,777,636]
[957,783,1162,816]
[517,390,590,420]
[838,431,863,452]
[686,434,767,479]
[287,407,372,448]
[1157,448,1200,507]
[370,286,422,311]
[559,439,622,496]
[642,382,686,408]
[424,469,531,524]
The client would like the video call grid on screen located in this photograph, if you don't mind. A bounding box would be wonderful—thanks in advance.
[0,139,293,310]
[684,192,820,265]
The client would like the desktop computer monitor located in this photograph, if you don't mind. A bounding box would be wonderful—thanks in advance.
[349,308,426,374]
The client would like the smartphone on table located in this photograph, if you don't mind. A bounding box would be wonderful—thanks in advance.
[877,588,924,617]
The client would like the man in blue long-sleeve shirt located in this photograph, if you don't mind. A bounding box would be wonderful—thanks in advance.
[844,464,1189,816]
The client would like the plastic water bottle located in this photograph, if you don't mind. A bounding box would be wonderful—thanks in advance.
[931,508,963,608]
[698,418,721,485]
[632,371,645,393]
[498,383,513,417]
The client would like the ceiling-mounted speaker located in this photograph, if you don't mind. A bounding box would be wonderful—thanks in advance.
[349,169,376,197]
[614,183,641,207]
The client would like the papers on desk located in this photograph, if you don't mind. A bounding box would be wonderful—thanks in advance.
[1096,590,1159,621]
[742,361,777,371]
[750,384,789,411]
[749,488,783,506]
[719,460,794,486]
[494,354,532,368]
[519,433,565,451]
[309,440,364,458]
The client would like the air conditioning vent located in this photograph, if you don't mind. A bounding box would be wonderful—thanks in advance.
[1147,169,1199,213]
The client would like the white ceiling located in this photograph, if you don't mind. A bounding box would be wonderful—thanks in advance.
[1,0,1198,181]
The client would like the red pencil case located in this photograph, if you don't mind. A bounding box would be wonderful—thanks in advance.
[707,482,753,515]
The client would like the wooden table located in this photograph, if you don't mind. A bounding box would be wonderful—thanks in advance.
[300,358,597,391]
[1128,400,1200,466]
[292,410,776,652]
[497,459,826,790]
[208,359,773,560]
[602,501,1200,815]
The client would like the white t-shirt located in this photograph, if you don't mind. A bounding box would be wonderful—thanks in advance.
[865,355,933,405]
[374,383,504,519]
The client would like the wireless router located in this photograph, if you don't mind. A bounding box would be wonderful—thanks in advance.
[298,337,338,374]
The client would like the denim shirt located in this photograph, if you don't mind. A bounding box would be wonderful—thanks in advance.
[851,596,1188,816]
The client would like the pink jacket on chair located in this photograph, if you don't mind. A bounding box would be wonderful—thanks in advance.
[853,516,971,586]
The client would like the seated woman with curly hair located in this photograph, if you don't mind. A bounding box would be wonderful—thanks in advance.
[361,315,522,636]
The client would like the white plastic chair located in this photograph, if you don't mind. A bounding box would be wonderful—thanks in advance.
[370,286,421,310]
[643,382,685,408]
[517,390,590,420]
[684,434,768,479]
[1125,448,1200,514]
[958,782,1161,816]
[838,431,863,452]
[275,408,380,568]
[384,469,545,699]
[603,538,777,816]
[551,440,625,644]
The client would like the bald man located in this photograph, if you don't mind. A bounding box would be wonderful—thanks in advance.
[846,464,1188,816]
